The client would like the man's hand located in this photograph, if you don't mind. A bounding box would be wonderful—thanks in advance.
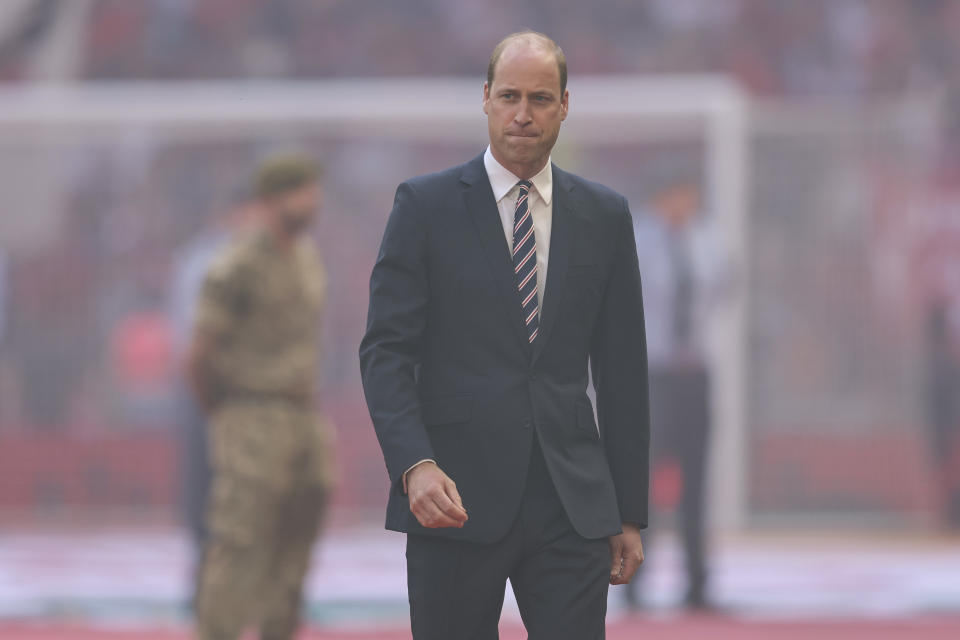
[406,461,468,529]
[608,523,644,585]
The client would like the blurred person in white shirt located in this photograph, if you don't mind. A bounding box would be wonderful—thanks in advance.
[627,167,730,610]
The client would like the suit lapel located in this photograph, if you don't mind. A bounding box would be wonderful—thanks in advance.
[532,165,575,364]
[460,155,533,355]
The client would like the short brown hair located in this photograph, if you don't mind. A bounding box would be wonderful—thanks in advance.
[487,31,567,94]
[254,153,321,200]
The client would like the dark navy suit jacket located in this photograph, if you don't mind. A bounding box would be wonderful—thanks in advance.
[360,153,650,543]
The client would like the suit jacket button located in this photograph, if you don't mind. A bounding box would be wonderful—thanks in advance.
[529,372,537,381]
[523,420,532,430]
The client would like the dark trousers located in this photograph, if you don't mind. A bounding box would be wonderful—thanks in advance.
[626,367,710,605]
[406,436,611,640]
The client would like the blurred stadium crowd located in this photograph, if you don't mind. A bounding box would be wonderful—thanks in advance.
[0,0,959,98]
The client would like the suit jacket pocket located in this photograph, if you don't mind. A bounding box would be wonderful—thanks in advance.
[567,264,598,279]
[575,400,600,439]
[421,394,474,428]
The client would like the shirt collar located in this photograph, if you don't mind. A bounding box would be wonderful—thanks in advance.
[483,145,553,206]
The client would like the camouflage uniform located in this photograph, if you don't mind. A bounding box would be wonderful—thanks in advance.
[194,229,334,640]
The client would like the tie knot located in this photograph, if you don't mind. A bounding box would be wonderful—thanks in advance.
[517,180,532,194]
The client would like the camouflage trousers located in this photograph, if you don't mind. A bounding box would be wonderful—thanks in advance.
[195,399,334,640]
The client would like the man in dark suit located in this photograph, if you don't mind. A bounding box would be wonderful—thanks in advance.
[360,30,650,639]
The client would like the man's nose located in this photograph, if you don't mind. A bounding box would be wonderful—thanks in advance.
[514,98,533,125]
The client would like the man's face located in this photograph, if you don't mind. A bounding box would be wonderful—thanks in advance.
[483,43,568,178]
[273,181,321,236]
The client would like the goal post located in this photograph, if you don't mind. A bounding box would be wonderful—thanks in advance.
[0,76,751,530]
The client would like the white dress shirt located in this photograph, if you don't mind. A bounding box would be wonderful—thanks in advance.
[403,148,555,491]
[483,145,554,310]
[633,209,729,368]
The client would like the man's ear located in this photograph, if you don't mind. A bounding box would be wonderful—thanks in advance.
[482,82,491,115]
[560,89,569,121]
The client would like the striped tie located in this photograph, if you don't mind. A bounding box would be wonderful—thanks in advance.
[513,180,539,343]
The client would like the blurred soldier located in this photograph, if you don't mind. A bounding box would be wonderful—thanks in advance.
[189,154,335,640]
[168,184,259,607]
[627,172,729,610]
